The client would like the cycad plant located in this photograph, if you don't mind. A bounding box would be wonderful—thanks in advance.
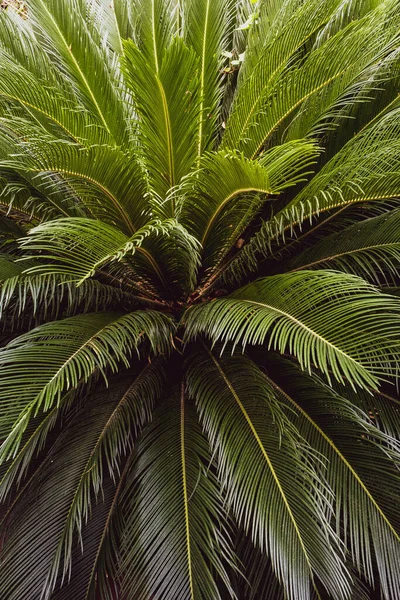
[1,1,400,599]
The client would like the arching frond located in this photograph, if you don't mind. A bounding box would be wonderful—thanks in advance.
[285,102,400,222]
[19,218,177,282]
[186,349,350,600]
[0,270,138,326]
[0,128,87,221]
[129,0,177,73]
[330,382,400,442]
[286,207,400,284]
[179,141,320,269]
[0,129,147,234]
[229,0,342,106]
[224,0,400,157]
[18,216,201,294]
[264,355,400,600]
[0,310,174,459]
[234,534,285,600]
[0,379,158,600]
[51,472,122,600]
[119,384,236,600]
[184,271,400,389]
[222,102,400,285]
[26,0,130,146]
[0,359,165,504]
[0,8,110,147]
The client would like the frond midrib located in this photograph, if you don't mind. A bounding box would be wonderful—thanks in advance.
[205,345,318,588]
[265,372,400,541]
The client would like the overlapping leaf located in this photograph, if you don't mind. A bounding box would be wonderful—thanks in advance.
[119,385,236,600]
[184,271,400,389]
[0,310,174,459]
[264,355,400,600]
[186,350,350,600]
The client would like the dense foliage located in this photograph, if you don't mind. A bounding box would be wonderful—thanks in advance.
[1,0,400,598]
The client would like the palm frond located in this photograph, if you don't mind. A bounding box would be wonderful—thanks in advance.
[285,102,400,221]
[183,0,236,157]
[0,8,110,147]
[0,128,87,221]
[19,216,201,294]
[0,388,76,503]
[331,382,400,442]
[27,0,130,146]
[0,128,147,234]
[223,100,400,284]
[0,310,174,459]
[129,0,177,73]
[0,270,139,327]
[179,141,320,269]
[0,378,156,600]
[184,270,400,389]
[50,471,122,600]
[286,207,400,284]
[264,355,400,599]
[224,1,400,158]
[186,349,350,600]
[19,218,177,283]
[0,360,165,504]
[122,37,200,198]
[119,383,236,600]
[234,533,285,600]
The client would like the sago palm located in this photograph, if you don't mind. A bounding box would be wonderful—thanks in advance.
[1,0,400,598]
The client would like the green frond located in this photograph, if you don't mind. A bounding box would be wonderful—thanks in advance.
[27,0,130,146]
[184,270,400,389]
[0,381,149,600]
[119,384,236,600]
[85,0,125,55]
[0,359,165,506]
[224,0,399,157]
[18,216,201,294]
[285,102,400,219]
[0,129,147,233]
[122,37,200,198]
[183,0,236,157]
[286,207,400,284]
[223,101,400,284]
[19,217,177,283]
[0,387,76,503]
[51,473,122,600]
[0,129,87,221]
[264,355,400,599]
[283,47,400,142]
[109,0,136,46]
[0,310,174,459]
[234,534,285,600]
[179,141,320,269]
[129,0,177,73]
[0,8,111,147]
[186,349,350,600]
[232,0,336,94]
[46,365,165,595]
[0,269,139,327]
[331,382,400,441]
